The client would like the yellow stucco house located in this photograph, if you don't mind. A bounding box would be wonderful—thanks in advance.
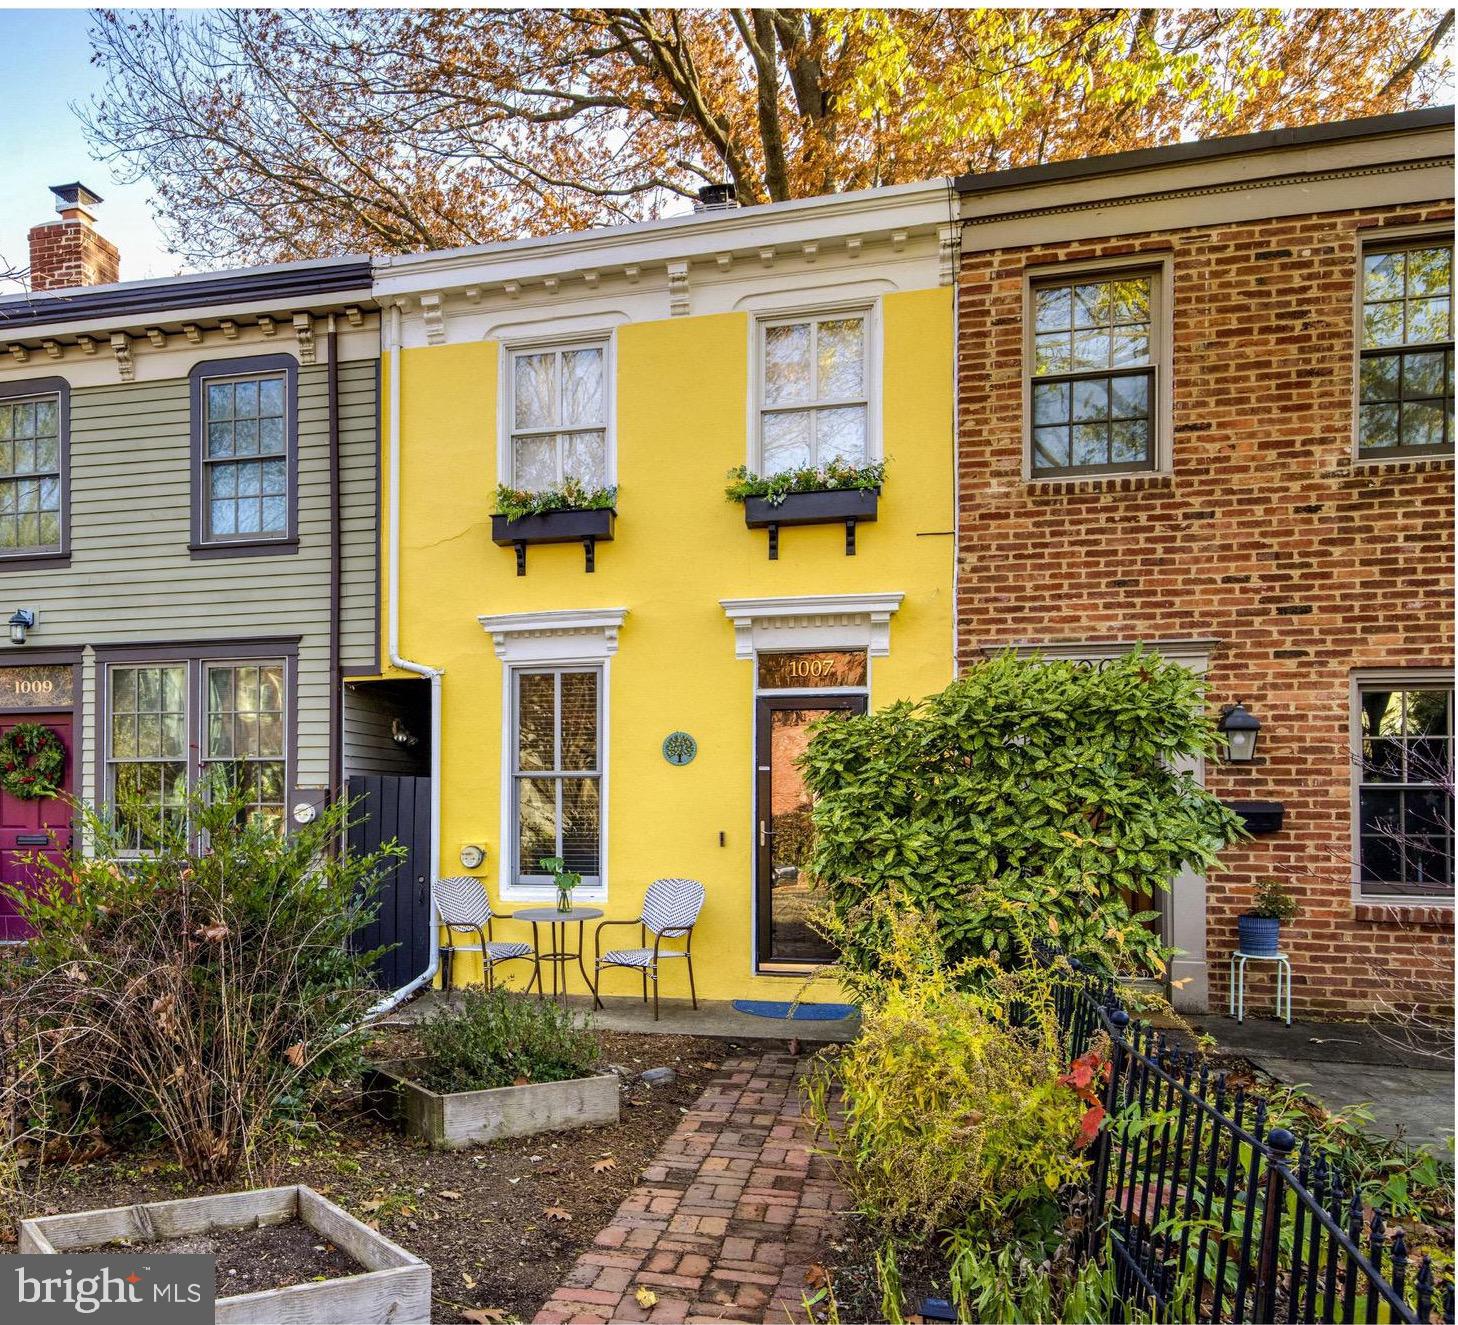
[363,181,955,1006]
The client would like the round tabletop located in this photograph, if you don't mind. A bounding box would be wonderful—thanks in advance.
[513,906,604,923]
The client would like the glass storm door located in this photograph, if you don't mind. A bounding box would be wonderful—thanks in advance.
[754,693,865,969]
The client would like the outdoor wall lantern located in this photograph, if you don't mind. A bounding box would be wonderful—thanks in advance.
[1218,701,1261,763]
[7,609,36,646]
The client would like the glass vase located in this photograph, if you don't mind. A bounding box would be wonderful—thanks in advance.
[556,885,573,914]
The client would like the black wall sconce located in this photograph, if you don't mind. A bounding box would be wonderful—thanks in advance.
[1218,701,1261,763]
[8,608,36,646]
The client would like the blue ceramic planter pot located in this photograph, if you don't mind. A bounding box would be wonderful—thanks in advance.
[1238,913,1282,957]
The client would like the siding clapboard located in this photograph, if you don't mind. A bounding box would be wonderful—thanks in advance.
[0,352,377,796]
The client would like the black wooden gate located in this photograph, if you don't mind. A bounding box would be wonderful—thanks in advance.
[347,774,432,991]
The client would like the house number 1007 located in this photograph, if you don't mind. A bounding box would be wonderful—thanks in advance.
[784,658,834,679]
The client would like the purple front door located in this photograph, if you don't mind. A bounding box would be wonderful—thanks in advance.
[0,712,73,943]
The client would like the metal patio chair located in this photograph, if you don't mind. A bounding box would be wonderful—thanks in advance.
[592,877,705,1020]
[436,875,533,991]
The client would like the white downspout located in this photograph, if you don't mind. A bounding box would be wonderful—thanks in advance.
[369,300,443,1017]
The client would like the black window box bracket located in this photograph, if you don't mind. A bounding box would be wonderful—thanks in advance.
[741,487,879,560]
[490,508,616,575]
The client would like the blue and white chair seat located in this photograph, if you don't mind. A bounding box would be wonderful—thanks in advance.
[436,875,533,990]
[600,946,689,969]
[593,877,705,1020]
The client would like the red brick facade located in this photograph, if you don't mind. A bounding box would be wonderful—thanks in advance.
[955,203,1454,1016]
[28,216,120,291]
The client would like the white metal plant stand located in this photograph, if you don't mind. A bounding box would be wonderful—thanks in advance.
[1228,951,1292,1025]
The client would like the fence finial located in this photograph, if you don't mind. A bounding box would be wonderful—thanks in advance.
[1266,1126,1296,1159]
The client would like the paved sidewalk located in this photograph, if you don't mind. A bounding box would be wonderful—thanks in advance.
[534,1050,847,1324]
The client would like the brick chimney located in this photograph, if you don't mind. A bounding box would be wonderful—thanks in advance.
[28,183,120,292]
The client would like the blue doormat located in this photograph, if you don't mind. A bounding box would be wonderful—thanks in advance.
[731,999,856,1021]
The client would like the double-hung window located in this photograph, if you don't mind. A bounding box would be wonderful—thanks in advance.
[507,342,608,489]
[105,655,289,849]
[1358,240,1454,458]
[511,667,602,888]
[0,384,65,556]
[1030,271,1159,477]
[756,311,871,473]
[1356,680,1453,898]
[191,356,297,553]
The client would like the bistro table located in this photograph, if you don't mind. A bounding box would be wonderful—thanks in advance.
[513,906,604,999]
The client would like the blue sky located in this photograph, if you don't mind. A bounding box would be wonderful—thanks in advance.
[0,8,176,287]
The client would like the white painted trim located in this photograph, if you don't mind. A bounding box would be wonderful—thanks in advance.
[993,637,1218,671]
[479,608,628,664]
[719,593,903,660]
[496,333,617,490]
[498,660,610,903]
[373,179,952,296]
[746,300,882,473]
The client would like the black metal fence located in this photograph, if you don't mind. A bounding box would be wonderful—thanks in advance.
[1046,958,1454,1325]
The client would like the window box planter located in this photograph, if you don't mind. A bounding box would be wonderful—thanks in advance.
[491,508,615,575]
[362,1057,619,1150]
[18,1184,430,1324]
[742,488,879,559]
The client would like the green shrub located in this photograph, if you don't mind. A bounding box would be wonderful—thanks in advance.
[0,773,398,1183]
[417,987,599,1093]
[809,909,1088,1244]
[800,648,1243,978]
[1249,878,1301,922]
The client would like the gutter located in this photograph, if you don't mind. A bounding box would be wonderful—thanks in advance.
[326,318,341,802]
[368,300,444,1017]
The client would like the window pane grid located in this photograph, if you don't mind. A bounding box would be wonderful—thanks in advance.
[107,664,187,851]
[1031,275,1156,477]
[1357,685,1454,897]
[758,314,869,472]
[202,662,286,828]
[512,668,602,883]
[0,393,62,551]
[508,345,607,489]
[204,373,288,539]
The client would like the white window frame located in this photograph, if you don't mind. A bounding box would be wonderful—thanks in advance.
[1022,253,1174,482]
[499,334,616,491]
[1351,226,1456,465]
[1349,668,1454,905]
[748,301,881,472]
[481,608,625,902]
[508,664,605,893]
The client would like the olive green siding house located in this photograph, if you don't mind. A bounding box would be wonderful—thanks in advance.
[0,237,391,941]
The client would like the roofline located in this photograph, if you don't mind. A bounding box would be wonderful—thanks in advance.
[0,255,374,335]
[954,106,1455,196]
[373,177,953,291]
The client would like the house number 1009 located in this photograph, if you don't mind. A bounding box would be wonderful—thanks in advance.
[14,679,53,696]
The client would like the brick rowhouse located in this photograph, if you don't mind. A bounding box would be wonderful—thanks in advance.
[27,183,120,291]
[954,110,1455,1016]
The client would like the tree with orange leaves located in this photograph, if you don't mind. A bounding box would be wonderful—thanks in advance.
[80,7,1453,265]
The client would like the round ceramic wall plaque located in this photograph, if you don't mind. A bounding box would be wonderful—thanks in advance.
[662,731,698,765]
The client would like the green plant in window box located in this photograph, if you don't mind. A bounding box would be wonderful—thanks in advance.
[539,855,581,913]
[493,478,617,522]
[724,458,885,507]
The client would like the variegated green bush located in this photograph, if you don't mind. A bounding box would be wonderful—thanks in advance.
[800,648,1244,979]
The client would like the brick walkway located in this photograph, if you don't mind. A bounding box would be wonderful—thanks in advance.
[534,1051,847,1324]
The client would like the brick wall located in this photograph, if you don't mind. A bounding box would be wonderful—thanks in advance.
[956,203,1455,1017]
[27,218,120,291]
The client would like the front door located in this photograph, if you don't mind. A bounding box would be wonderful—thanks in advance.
[754,694,866,970]
[0,712,73,943]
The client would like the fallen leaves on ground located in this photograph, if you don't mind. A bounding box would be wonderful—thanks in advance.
[543,1206,572,1221]
[461,1309,507,1323]
[591,1157,617,1173]
[635,1286,658,1308]
[438,1190,462,1200]
[805,1263,829,1289]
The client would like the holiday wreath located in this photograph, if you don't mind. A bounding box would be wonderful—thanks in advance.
[0,722,65,800]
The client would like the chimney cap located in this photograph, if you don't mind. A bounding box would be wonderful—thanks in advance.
[50,182,105,214]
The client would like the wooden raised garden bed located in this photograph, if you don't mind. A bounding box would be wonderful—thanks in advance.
[18,1184,430,1325]
[491,508,615,574]
[742,488,879,558]
[363,1058,619,1150]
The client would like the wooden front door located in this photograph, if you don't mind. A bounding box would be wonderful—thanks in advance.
[754,694,866,970]
[0,712,73,943]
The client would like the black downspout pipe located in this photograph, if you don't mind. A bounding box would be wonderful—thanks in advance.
[325,319,342,806]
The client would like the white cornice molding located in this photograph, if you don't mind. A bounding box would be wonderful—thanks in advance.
[373,179,952,300]
[719,592,905,660]
[479,607,628,663]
